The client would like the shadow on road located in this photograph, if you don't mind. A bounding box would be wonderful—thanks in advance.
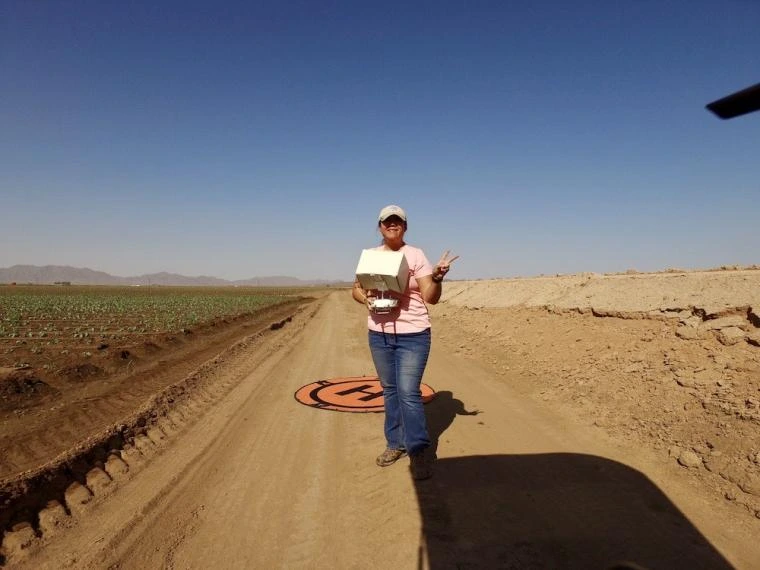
[418,392,733,569]
[425,390,481,459]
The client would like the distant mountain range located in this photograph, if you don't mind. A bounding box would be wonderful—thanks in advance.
[0,265,342,287]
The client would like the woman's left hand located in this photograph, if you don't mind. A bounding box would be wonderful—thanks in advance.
[433,250,459,281]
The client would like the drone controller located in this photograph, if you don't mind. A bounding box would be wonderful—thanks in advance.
[355,249,409,315]
[369,294,398,314]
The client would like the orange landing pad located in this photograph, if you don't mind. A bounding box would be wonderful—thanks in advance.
[294,376,436,413]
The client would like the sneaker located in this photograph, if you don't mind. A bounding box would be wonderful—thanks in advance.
[410,453,433,480]
[376,448,407,467]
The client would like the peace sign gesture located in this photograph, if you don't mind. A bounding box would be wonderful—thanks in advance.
[432,250,459,282]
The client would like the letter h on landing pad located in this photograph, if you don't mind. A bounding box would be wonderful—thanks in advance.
[334,383,384,402]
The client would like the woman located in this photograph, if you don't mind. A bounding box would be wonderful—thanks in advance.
[352,204,458,480]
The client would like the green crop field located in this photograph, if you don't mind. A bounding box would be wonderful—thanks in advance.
[0,285,312,347]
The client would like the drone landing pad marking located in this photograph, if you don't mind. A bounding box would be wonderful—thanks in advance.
[294,376,435,413]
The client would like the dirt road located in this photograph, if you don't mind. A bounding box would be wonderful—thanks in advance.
[6,288,760,569]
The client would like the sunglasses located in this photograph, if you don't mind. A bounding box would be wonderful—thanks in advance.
[380,216,405,226]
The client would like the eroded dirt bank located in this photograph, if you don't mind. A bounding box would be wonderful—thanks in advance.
[1,271,759,569]
[434,269,760,520]
[444,269,760,317]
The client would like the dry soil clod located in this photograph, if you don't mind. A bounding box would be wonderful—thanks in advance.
[38,500,68,536]
[120,445,144,467]
[1,522,37,560]
[146,426,167,446]
[63,481,92,516]
[104,453,129,479]
[133,434,156,456]
[85,467,112,495]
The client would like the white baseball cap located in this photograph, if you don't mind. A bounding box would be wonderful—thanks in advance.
[378,204,407,222]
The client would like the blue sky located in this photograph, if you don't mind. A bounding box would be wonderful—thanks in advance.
[1,1,758,281]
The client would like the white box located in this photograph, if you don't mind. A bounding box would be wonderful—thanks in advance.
[355,249,409,293]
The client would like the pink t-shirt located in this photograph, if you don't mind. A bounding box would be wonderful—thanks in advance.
[366,244,434,334]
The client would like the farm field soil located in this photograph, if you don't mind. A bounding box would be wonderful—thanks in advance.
[2,270,760,569]
[0,298,309,482]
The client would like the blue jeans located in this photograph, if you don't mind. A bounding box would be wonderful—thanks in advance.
[368,329,431,456]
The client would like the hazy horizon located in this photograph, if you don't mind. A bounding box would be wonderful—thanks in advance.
[3,260,759,285]
[2,1,758,282]
[0,263,339,283]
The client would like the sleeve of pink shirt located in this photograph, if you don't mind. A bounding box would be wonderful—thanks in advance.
[408,246,433,281]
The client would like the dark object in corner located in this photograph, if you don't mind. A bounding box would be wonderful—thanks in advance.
[706,82,760,119]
